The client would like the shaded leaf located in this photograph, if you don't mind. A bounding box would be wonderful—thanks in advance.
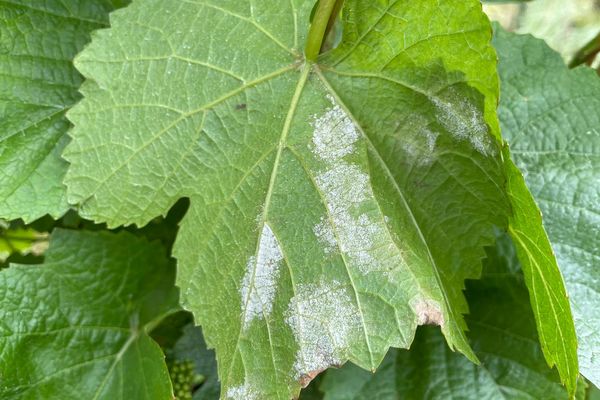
[0,229,178,399]
[494,26,600,388]
[0,0,128,221]
[503,150,579,395]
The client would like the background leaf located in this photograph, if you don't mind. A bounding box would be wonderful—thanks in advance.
[0,0,128,221]
[0,229,178,399]
[494,26,600,388]
[503,150,579,394]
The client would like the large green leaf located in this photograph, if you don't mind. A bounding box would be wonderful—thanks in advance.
[63,0,513,398]
[0,0,128,221]
[320,234,569,400]
[494,27,600,388]
[0,229,178,399]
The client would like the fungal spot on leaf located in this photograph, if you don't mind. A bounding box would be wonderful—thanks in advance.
[431,87,494,156]
[226,381,258,400]
[399,114,441,167]
[298,367,329,388]
[412,298,445,326]
[313,216,337,254]
[285,281,360,384]
[312,95,360,163]
[311,95,387,273]
[240,222,283,329]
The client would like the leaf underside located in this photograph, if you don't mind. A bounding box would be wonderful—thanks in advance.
[64,1,511,398]
[0,0,127,221]
[495,27,600,388]
[0,229,178,399]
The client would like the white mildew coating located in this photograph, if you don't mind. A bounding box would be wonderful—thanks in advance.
[316,163,383,273]
[312,95,360,162]
[403,128,440,166]
[431,90,494,156]
[311,95,386,273]
[313,216,337,254]
[285,281,361,380]
[399,114,440,166]
[226,382,258,400]
[240,222,284,329]
[412,298,445,326]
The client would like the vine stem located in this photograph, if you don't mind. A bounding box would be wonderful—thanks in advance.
[305,0,341,61]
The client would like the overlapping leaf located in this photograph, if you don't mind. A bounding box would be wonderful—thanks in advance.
[320,234,569,400]
[494,27,600,388]
[0,229,178,399]
[0,0,128,221]
[63,0,512,397]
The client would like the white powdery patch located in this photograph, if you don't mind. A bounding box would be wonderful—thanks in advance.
[226,382,258,400]
[312,95,360,163]
[313,216,337,254]
[431,91,494,156]
[310,95,385,273]
[240,223,284,330]
[286,281,361,380]
[411,298,445,326]
[315,163,383,273]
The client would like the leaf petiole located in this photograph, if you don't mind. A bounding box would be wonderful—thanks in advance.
[305,0,343,61]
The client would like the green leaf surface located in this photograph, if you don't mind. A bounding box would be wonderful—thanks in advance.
[64,0,512,398]
[590,383,600,400]
[0,0,127,221]
[0,229,178,399]
[503,151,579,395]
[494,27,600,388]
[320,234,568,400]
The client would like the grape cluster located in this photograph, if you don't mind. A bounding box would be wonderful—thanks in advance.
[168,360,196,400]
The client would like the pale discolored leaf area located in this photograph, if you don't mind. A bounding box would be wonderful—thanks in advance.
[319,234,570,400]
[0,229,179,399]
[0,0,128,221]
[0,222,48,263]
[64,0,530,398]
[495,27,600,388]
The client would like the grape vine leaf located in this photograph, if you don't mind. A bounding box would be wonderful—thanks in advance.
[63,0,514,398]
[320,233,570,400]
[590,383,600,400]
[0,0,128,221]
[0,229,178,399]
[494,27,600,388]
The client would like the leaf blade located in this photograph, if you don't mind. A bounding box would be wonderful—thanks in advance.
[0,0,127,221]
[64,1,514,398]
[494,26,600,389]
[0,229,178,399]
[320,234,569,400]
